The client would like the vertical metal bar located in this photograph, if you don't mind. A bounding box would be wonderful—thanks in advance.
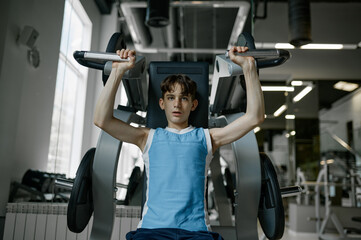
[209,150,233,226]
[179,6,185,61]
[192,9,197,62]
[212,113,261,240]
[90,110,135,240]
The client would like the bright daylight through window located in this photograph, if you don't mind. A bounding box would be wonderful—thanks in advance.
[48,0,92,178]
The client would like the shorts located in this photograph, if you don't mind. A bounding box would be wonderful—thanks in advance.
[126,228,224,240]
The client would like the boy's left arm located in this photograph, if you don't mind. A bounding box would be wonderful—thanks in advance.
[210,46,265,153]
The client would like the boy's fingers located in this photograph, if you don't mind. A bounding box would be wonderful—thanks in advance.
[129,50,136,57]
[120,49,125,58]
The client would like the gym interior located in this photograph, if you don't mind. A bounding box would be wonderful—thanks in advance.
[1,0,361,239]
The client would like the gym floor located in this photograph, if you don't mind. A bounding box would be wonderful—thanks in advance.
[280,229,318,240]
[270,227,360,240]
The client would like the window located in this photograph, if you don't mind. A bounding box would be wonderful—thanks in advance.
[48,0,92,177]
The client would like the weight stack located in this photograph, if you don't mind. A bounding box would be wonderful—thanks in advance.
[288,0,312,47]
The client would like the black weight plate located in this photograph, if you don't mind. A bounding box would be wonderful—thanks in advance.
[102,31,127,85]
[67,148,95,233]
[258,152,285,240]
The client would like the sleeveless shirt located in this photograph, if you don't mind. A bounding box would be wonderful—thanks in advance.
[138,126,213,231]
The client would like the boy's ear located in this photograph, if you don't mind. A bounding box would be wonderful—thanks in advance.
[159,98,165,110]
[191,99,198,111]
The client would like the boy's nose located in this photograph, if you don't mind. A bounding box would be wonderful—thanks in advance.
[174,98,181,108]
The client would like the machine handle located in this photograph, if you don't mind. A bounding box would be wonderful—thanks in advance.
[73,51,130,70]
[75,51,130,62]
[280,185,303,198]
[225,49,291,69]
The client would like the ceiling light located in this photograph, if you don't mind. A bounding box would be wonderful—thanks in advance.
[300,44,358,50]
[301,44,343,49]
[320,159,334,165]
[275,43,295,49]
[333,81,359,92]
[273,104,287,117]
[261,86,294,92]
[291,80,303,86]
[327,159,334,164]
[290,130,296,136]
[285,114,295,119]
[266,43,358,50]
[293,86,313,102]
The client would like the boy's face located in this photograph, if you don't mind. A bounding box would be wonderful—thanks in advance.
[159,83,198,129]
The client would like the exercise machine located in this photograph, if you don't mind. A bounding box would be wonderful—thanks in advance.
[56,32,300,240]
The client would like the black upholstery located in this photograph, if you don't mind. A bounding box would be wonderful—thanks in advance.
[146,62,209,129]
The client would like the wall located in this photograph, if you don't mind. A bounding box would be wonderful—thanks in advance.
[0,0,117,216]
[0,0,11,75]
[319,88,361,161]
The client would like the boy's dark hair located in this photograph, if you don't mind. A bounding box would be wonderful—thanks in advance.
[160,74,197,100]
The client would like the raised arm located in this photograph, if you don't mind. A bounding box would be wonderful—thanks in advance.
[93,49,149,151]
[210,46,265,153]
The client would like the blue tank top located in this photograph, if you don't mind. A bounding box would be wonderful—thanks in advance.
[138,126,213,231]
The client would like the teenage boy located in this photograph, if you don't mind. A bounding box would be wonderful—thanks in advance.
[94,47,265,240]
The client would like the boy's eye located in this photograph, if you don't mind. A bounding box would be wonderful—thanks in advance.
[182,97,189,101]
[167,96,174,100]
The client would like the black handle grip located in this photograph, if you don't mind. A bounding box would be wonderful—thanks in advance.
[227,49,291,69]
[73,51,105,71]
[256,49,290,69]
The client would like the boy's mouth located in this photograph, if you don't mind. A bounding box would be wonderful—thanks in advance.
[172,111,182,116]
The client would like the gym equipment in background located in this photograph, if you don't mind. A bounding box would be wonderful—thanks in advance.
[9,169,67,203]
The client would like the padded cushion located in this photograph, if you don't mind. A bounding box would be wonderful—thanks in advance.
[147,62,209,129]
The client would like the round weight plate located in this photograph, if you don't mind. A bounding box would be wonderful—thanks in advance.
[258,152,285,240]
[67,148,95,233]
[102,31,127,85]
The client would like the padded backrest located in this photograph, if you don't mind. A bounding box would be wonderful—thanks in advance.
[146,62,209,129]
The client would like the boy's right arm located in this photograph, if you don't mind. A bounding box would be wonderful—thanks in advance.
[93,49,149,152]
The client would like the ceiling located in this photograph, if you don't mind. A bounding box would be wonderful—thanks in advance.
[116,0,361,130]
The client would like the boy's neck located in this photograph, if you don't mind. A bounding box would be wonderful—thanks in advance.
[167,122,189,130]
